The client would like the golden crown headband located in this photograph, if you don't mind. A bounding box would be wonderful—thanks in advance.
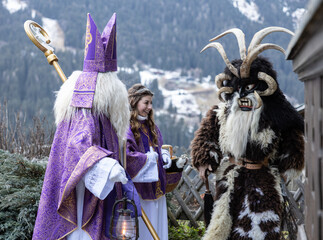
[135,88,152,95]
[201,27,294,104]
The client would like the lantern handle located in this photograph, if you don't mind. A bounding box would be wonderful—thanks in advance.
[109,197,139,240]
[109,196,160,240]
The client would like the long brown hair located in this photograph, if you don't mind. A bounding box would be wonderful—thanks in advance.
[128,84,158,146]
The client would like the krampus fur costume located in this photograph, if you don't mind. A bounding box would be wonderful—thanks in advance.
[191,27,304,240]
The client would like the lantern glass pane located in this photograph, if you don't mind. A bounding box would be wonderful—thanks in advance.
[116,214,136,240]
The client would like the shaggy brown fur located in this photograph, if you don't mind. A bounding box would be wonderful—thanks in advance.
[194,26,304,240]
[229,167,282,240]
[191,58,304,240]
[190,105,223,171]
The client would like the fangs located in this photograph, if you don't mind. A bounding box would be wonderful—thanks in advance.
[238,98,253,109]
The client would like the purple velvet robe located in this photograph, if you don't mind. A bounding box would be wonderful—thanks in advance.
[33,110,140,240]
[126,120,181,200]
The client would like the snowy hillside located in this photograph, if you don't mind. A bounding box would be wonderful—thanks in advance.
[231,0,264,23]
[229,0,307,28]
[41,17,65,51]
[2,0,27,14]
[139,65,219,124]
[0,0,309,149]
[138,63,300,126]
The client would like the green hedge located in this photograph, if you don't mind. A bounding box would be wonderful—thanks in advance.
[0,150,206,239]
[169,223,205,240]
[0,150,46,240]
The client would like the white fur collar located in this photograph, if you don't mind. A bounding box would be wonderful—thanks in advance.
[54,71,130,141]
[137,115,147,121]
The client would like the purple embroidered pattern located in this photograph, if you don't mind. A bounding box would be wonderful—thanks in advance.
[126,122,182,200]
[70,72,98,108]
[33,111,118,240]
[71,13,117,109]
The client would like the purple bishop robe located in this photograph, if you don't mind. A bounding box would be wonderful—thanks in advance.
[126,120,182,200]
[33,110,140,240]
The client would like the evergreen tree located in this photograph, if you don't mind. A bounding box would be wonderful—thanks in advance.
[118,69,141,90]
[148,79,164,109]
[0,150,46,240]
[0,0,308,132]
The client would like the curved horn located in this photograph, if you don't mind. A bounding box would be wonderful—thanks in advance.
[215,73,231,89]
[257,72,277,96]
[254,91,263,109]
[210,28,247,60]
[240,43,286,78]
[217,87,233,102]
[201,42,239,78]
[248,27,294,53]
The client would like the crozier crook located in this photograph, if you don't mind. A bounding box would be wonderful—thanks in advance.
[24,20,67,82]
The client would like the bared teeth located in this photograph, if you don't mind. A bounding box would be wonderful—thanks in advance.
[238,98,252,107]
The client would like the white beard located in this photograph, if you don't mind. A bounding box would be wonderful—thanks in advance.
[54,71,130,142]
[217,93,262,159]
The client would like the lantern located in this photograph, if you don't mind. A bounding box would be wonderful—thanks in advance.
[109,195,139,240]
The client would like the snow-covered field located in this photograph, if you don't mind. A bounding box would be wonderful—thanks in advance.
[139,65,219,125]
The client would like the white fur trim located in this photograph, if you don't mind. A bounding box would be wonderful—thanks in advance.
[137,115,148,121]
[217,93,276,159]
[93,72,130,141]
[54,71,82,126]
[278,154,302,183]
[269,167,285,204]
[54,71,130,141]
[284,168,302,183]
[203,161,237,240]
[235,195,280,239]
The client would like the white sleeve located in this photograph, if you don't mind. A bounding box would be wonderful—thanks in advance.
[84,157,118,200]
[132,155,159,183]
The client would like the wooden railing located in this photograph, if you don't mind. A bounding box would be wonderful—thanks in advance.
[167,164,213,227]
[167,163,305,234]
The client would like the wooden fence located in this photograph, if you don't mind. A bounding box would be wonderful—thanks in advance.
[167,163,305,231]
[167,165,208,228]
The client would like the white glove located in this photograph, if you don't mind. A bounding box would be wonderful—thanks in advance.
[161,149,172,169]
[109,163,128,184]
[84,158,127,199]
[132,147,158,183]
[146,146,159,163]
[176,157,187,169]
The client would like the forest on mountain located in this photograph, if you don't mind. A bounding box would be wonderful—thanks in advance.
[0,1,310,238]
[0,0,308,151]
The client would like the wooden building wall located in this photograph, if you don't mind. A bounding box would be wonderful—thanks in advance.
[303,76,323,240]
[287,0,323,239]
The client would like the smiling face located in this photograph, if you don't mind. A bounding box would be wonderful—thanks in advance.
[137,95,153,117]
